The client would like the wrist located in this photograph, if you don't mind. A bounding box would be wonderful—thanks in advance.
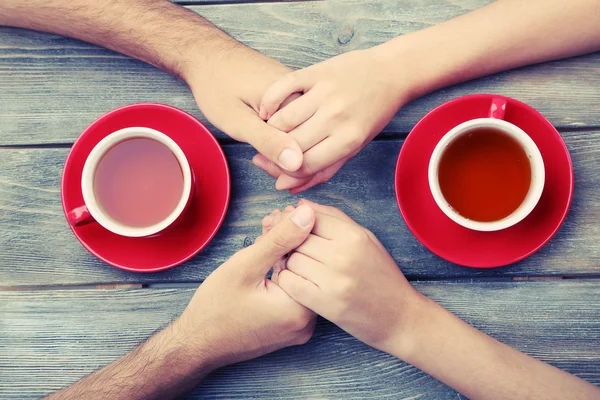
[167,315,223,374]
[370,32,452,103]
[184,45,290,112]
[376,290,437,361]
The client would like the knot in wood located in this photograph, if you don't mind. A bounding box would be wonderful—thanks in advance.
[243,236,254,248]
[337,27,355,45]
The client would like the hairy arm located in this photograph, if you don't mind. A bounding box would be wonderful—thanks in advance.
[45,320,216,400]
[0,0,234,80]
[0,0,304,172]
[44,205,317,399]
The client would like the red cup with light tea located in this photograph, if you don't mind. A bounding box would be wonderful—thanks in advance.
[428,98,545,232]
[66,126,193,237]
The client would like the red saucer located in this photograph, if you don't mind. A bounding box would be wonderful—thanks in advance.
[61,103,230,272]
[395,94,573,268]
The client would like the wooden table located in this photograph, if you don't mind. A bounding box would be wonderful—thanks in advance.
[1,0,599,398]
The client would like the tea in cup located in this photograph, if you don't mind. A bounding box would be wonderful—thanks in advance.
[428,99,545,231]
[67,127,193,237]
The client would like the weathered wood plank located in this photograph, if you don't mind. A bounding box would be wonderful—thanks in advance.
[1,0,600,145]
[1,130,600,286]
[1,281,598,399]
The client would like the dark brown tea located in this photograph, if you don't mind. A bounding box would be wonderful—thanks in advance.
[93,138,184,228]
[438,128,531,222]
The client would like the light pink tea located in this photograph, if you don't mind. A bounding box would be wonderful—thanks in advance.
[93,138,184,228]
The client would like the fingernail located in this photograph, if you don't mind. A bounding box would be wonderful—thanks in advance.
[290,205,313,228]
[278,148,301,171]
[259,105,267,120]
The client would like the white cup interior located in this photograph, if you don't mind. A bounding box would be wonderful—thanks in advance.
[428,118,545,232]
[81,127,192,237]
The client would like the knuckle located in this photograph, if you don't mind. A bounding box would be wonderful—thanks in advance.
[279,271,304,298]
[321,168,337,182]
[346,228,368,246]
[312,170,326,185]
[335,277,356,298]
[257,134,276,155]
[295,329,313,345]
[328,105,346,120]
[282,72,298,88]
[298,162,317,178]
[332,250,351,267]
[328,301,350,322]
[269,112,291,131]
[364,228,377,242]
[269,229,293,251]
[287,252,301,268]
[284,310,310,332]
[344,134,364,152]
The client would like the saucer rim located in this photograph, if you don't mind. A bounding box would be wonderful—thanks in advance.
[394,94,574,268]
[61,102,231,273]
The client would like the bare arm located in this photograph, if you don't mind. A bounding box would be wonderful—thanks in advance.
[265,201,600,400]
[387,296,600,400]
[44,205,317,399]
[0,0,235,83]
[377,0,600,100]
[45,321,216,400]
[256,0,600,193]
[0,0,304,173]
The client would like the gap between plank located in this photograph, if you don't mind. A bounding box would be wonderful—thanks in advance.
[2,275,600,292]
[2,126,600,149]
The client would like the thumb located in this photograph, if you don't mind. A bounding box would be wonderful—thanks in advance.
[241,107,304,172]
[237,205,315,280]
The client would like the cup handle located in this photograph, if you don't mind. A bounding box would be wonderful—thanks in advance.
[66,205,95,226]
[488,96,507,120]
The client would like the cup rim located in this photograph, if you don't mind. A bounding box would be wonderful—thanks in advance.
[81,126,192,237]
[428,118,545,232]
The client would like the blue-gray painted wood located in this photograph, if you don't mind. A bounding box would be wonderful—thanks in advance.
[1,281,599,399]
[1,0,600,145]
[1,131,600,286]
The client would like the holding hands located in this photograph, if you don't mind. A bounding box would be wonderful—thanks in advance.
[253,48,410,193]
[177,204,317,368]
[260,201,600,400]
[262,199,422,354]
[184,47,305,174]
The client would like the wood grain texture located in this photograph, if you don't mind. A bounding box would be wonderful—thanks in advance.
[1,281,599,399]
[2,0,600,145]
[2,131,600,286]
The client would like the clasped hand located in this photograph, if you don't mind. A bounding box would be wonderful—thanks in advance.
[179,200,420,368]
[253,49,407,193]
[189,45,407,194]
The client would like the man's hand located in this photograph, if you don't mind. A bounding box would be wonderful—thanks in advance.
[176,203,317,368]
[262,199,420,352]
[185,48,304,173]
[46,205,317,400]
[0,0,305,174]
[253,49,410,193]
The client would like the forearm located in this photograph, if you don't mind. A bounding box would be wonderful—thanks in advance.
[46,318,216,400]
[390,294,600,400]
[374,0,600,100]
[0,0,244,81]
